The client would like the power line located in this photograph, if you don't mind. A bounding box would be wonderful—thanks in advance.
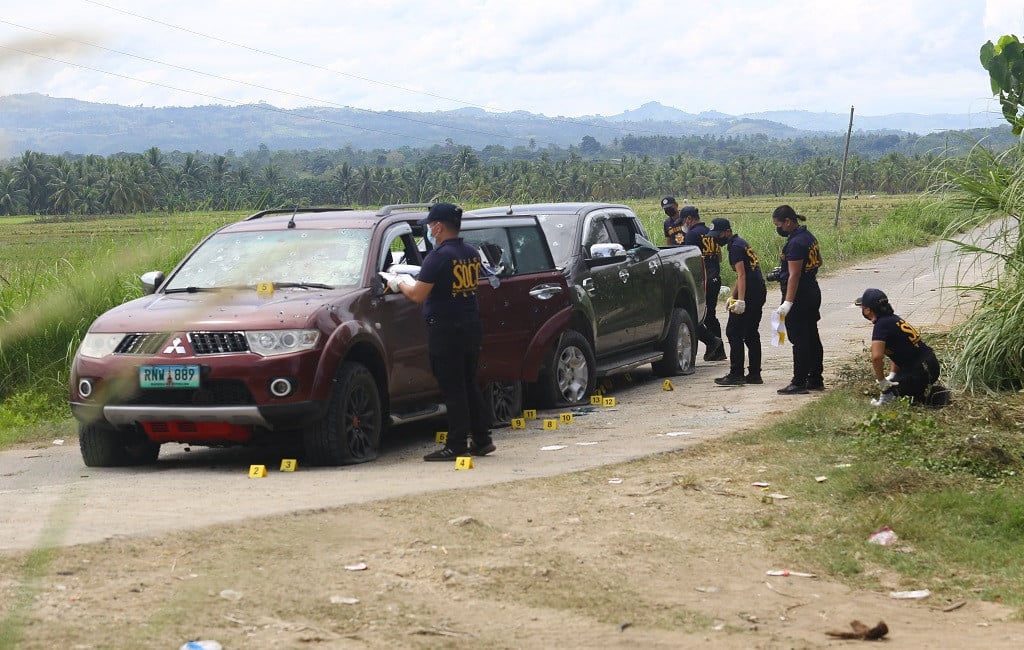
[81,0,670,142]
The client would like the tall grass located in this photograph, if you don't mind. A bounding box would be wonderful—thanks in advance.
[928,142,1024,392]
[0,211,242,427]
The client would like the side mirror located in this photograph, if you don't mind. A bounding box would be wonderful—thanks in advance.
[140,271,165,295]
[589,243,625,259]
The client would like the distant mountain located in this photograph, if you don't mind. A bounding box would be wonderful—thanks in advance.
[0,93,1001,158]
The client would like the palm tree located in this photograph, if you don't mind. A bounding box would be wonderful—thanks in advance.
[0,168,28,216]
[48,159,84,215]
[11,151,48,214]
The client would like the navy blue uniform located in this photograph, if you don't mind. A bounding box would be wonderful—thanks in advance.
[684,221,723,347]
[779,225,824,388]
[872,313,941,404]
[724,234,766,379]
[418,237,491,452]
[663,215,686,246]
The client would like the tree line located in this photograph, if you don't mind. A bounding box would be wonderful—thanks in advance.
[0,129,1004,217]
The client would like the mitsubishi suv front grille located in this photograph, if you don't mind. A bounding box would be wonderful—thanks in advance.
[113,332,250,355]
[114,333,167,355]
[188,332,249,354]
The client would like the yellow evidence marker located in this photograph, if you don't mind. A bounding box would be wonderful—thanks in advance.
[590,394,603,405]
[602,396,617,407]
[454,456,474,470]
[663,379,674,391]
[435,431,448,444]
[248,464,268,478]
[543,419,559,430]
[559,413,574,425]
[523,409,537,420]
[256,281,274,297]
[511,418,526,429]
[279,459,298,472]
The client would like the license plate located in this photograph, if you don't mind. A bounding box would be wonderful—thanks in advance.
[139,365,200,389]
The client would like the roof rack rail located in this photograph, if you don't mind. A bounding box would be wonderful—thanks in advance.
[244,207,353,221]
[376,203,434,217]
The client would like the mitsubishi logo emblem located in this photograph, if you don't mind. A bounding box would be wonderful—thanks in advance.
[163,337,186,354]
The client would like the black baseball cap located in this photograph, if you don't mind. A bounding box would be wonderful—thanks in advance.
[417,202,462,227]
[854,288,889,310]
[679,205,699,219]
[660,196,677,209]
[708,218,732,237]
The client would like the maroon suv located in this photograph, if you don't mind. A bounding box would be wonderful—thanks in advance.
[69,205,572,467]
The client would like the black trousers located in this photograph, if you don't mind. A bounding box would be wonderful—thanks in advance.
[726,283,766,377]
[427,316,491,451]
[781,280,823,387]
[698,275,723,346]
[892,351,941,404]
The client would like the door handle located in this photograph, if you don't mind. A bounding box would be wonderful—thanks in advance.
[529,283,564,300]
[582,277,596,296]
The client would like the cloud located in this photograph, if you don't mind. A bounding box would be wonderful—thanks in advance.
[0,0,1010,118]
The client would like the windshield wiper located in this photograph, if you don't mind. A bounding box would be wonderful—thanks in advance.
[272,282,335,290]
[163,286,214,294]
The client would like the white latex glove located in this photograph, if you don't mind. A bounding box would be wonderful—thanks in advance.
[395,273,415,288]
[776,301,793,318]
[729,299,746,315]
[378,271,403,293]
[877,377,900,391]
[885,372,897,382]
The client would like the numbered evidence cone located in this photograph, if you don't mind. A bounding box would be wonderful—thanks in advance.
[770,310,787,346]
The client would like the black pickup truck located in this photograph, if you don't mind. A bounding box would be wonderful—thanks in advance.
[465,203,706,408]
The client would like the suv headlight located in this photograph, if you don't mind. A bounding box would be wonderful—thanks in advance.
[245,329,320,357]
[78,333,125,359]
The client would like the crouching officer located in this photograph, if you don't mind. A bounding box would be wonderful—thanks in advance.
[855,288,950,407]
[385,202,496,460]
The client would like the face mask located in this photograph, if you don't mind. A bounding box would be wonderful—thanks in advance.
[426,223,437,246]
[664,208,676,217]
[715,235,728,245]
[776,226,788,237]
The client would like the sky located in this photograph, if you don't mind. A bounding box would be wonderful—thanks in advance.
[1,0,1023,124]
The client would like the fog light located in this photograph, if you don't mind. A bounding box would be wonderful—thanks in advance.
[78,378,94,398]
[269,377,294,397]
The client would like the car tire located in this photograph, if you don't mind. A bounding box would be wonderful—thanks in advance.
[79,422,160,467]
[305,362,382,466]
[533,330,596,409]
[652,307,697,377]
[483,380,523,426]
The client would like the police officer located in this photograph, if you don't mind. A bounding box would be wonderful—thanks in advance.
[661,196,687,246]
[709,218,766,385]
[682,205,726,361]
[386,202,496,461]
[855,288,950,407]
[772,205,824,394]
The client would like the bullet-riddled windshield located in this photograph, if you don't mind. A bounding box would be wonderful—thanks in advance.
[165,228,371,290]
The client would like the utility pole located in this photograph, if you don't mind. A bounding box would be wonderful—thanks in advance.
[834,105,855,227]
